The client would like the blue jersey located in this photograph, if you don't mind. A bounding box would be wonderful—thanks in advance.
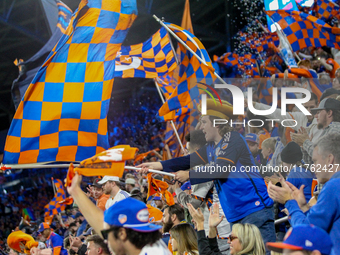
[286,171,340,255]
[286,167,314,202]
[46,232,67,255]
[162,131,273,222]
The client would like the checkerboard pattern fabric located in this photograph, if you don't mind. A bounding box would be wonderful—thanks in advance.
[114,27,177,78]
[156,74,200,126]
[44,179,66,218]
[315,0,340,22]
[216,52,260,78]
[164,121,190,158]
[158,22,216,119]
[3,0,137,164]
[216,52,239,68]
[266,10,340,52]
[239,31,279,54]
[56,0,73,34]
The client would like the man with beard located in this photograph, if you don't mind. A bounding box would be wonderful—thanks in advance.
[87,178,110,211]
[292,98,340,166]
[161,204,185,253]
[97,176,130,209]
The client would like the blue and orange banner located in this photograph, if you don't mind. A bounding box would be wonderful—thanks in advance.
[4,0,138,164]
[44,179,66,222]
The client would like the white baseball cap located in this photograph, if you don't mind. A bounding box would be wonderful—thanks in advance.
[98,176,120,184]
[125,178,136,185]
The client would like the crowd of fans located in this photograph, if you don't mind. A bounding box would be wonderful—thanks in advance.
[3,26,340,255]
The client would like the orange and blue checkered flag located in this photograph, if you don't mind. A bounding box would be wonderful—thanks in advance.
[314,0,340,22]
[3,0,137,164]
[265,10,340,51]
[164,121,190,158]
[158,22,216,119]
[114,27,177,78]
[215,52,239,68]
[56,0,73,34]
[44,179,66,220]
[156,74,200,126]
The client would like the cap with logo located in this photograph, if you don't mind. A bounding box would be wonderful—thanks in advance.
[92,178,102,188]
[245,133,259,144]
[104,197,161,232]
[37,222,50,233]
[180,181,192,191]
[266,225,333,255]
[97,176,120,185]
[311,98,340,114]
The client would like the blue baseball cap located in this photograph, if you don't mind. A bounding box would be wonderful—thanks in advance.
[180,181,191,191]
[37,222,50,233]
[147,194,161,201]
[266,225,333,255]
[104,197,162,232]
[245,133,258,143]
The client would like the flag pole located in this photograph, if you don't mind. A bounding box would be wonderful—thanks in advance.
[125,166,175,177]
[153,15,230,86]
[51,177,57,195]
[154,80,187,155]
[1,163,175,177]
[1,163,78,170]
[268,16,300,64]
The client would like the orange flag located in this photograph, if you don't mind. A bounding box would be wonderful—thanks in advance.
[7,231,39,254]
[133,148,160,164]
[147,173,174,206]
[58,196,74,205]
[66,145,138,186]
[181,0,194,34]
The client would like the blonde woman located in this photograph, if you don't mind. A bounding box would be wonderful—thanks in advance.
[170,223,199,255]
[228,223,266,255]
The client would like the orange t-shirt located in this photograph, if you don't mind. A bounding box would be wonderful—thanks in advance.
[97,194,110,211]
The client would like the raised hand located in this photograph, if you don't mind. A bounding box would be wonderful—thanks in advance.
[187,203,204,231]
[286,182,308,212]
[208,203,224,228]
[66,171,82,196]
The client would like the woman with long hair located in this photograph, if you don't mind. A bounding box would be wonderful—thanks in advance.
[188,203,266,255]
[170,223,199,255]
[228,223,266,255]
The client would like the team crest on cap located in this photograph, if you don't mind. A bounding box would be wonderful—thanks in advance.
[221,143,228,150]
[305,240,313,247]
[137,209,149,222]
[118,214,127,224]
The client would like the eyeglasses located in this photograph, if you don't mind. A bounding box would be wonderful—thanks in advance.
[228,234,238,241]
[101,227,116,240]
